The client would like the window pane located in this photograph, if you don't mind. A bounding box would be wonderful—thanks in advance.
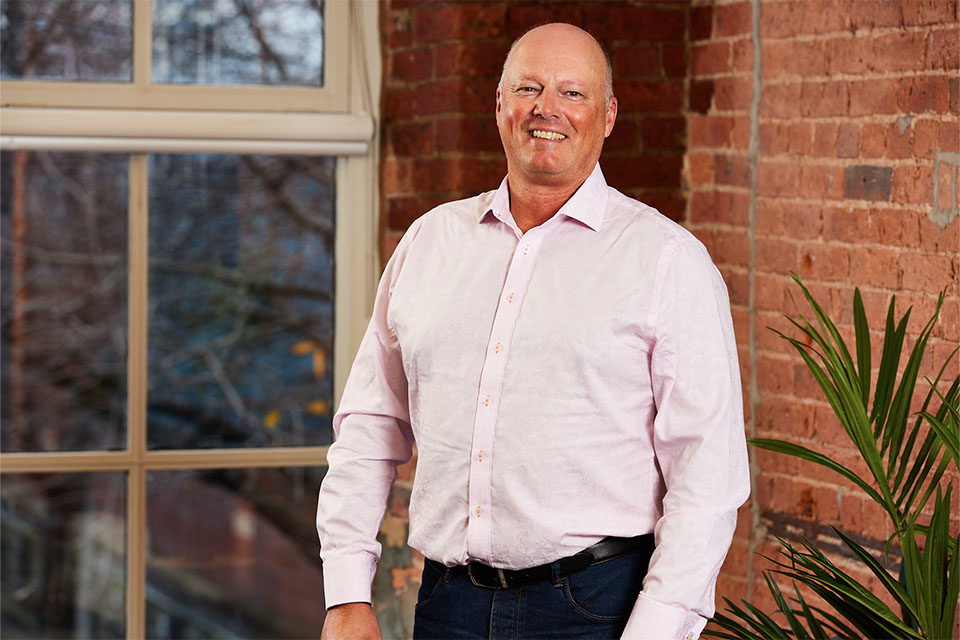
[0,151,128,453]
[147,154,335,450]
[1,472,126,638]
[0,1,132,82]
[146,467,326,638]
[152,0,324,86]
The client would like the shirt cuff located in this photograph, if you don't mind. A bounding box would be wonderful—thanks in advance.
[621,592,708,640]
[321,553,378,609]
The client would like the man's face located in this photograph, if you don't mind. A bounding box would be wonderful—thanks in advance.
[496,24,617,191]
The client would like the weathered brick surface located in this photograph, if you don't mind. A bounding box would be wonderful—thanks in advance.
[369,0,960,631]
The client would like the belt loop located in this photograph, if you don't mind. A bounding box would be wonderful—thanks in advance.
[550,560,562,587]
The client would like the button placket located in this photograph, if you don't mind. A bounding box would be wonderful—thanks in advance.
[465,229,548,562]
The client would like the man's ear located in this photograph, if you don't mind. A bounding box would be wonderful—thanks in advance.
[604,97,618,138]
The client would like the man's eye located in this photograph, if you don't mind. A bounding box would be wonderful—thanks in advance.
[519,87,537,92]
[566,91,582,97]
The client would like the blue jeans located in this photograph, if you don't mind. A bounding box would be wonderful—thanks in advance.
[412,549,651,639]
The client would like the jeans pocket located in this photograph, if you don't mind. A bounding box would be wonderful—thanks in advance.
[561,553,647,622]
[414,561,447,612]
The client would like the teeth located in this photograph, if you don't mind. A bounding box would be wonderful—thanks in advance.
[531,130,566,140]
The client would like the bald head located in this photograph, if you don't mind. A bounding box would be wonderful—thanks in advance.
[499,23,614,104]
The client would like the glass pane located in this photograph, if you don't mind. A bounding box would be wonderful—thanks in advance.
[1,472,126,638]
[152,0,324,86]
[0,151,128,453]
[0,1,132,82]
[146,467,326,639]
[147,155,335,450]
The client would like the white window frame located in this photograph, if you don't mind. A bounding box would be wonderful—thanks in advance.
[0,1,380,635]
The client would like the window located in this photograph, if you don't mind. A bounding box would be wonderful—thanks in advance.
[0,1,380,637]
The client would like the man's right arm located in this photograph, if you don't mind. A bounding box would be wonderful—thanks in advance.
[317,225,419,614]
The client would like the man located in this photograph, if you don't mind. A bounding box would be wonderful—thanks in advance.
[318,23,750,640]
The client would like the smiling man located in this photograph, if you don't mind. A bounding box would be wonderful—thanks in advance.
[317,23,749,640]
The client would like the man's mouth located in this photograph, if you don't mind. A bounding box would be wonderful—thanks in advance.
[529,130,567,140]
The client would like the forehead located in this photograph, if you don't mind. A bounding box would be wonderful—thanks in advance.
[504,28,606,85]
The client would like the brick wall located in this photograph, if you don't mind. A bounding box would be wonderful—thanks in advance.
[685,0,960,615]
[368,0,960,635]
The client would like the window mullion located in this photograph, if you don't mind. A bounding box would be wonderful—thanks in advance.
[126,153,149,640]
[132,0,152,88]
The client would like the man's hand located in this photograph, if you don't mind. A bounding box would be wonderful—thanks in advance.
[321,602,382,640]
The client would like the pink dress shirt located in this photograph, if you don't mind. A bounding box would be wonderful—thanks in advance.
[317,164,750,639]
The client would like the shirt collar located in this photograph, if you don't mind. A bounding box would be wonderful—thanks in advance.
[479,163,609,232]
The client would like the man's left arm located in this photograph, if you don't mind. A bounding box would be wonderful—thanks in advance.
[622,238,751,640]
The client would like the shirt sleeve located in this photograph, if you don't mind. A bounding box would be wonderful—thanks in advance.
[622,238,751,640]
[316,224,419,609]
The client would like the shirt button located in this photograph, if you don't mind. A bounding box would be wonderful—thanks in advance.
[482,394,491,407]
[682,632,697,640]
[476,450,484,462]
[493,341,501,354]
[522,244,530,255]
[506,292,514,303]
[474,506,482,517]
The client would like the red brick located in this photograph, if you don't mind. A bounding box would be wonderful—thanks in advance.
[848,0,907,30]
[845,165,893,201]
[715,2,753,37]
[789,122,815,156]
[662,43,686,78]
[801,165,845,200]
[690,79,714,115]
[414,78,498,116]
[940,121,959,152]
[757,236,800,274]
[759,1,799,39]
[756,398,816,439]
[410,157,505,193]
[689,115,734,148]
[615,80,683,113]
[604,118,638,153]
[800,81,849,118]
[825,36,868,75]
[603,154,683,190]
[867,30,928,72]
[761,41,788,80]
[886,119,914,159]
[759,123,788,155]
[714,154,751,188]
[731,39,754,73]
[691,41,732,76]
[691,5,713,41]
[639,116,684,151]
[849,79,899,116]
[849,246,902,288]
[387,121,435,157]
[758,161,802,198]
[861,122,886,158]
[384,87,415,120]
[761,83,802,119]
[385,12,413,48]
[731,116,751,150]
[797,242,849,281]
[757,200,824,240]
[414,5,506,42]
[898,76,953,113]
[385,195,442,229]
[435,117,501,153]
[913,119,939,159]
[927,26,960,71]
[902,0,958,26]
[812,123,838,157]
[836,123,860,158]
[899,252,956,294]
[824,206,921,248]
[390,47,433,83]
[937,161,954,210]
[613,43,660,78]
[505,4,584,37]
[892,165,935,205]
[757,353,799,396]
[713,77,753,112]
[585,5,685,41]
[435,42,508,79]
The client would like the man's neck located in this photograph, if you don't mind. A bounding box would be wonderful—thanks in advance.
[507,177,583,233]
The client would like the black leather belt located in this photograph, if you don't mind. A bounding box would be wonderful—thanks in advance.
[432,534,654,590]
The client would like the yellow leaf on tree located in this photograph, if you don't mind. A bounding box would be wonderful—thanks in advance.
[262,409,281,429]
[307,400,330,416]
[290,340,315,356]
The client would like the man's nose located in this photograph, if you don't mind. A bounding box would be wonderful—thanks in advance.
[533,91,559,118]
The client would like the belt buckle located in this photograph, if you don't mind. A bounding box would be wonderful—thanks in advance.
[467,562,509,589]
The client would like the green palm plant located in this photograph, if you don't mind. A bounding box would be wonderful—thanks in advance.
[708,275,959,640]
